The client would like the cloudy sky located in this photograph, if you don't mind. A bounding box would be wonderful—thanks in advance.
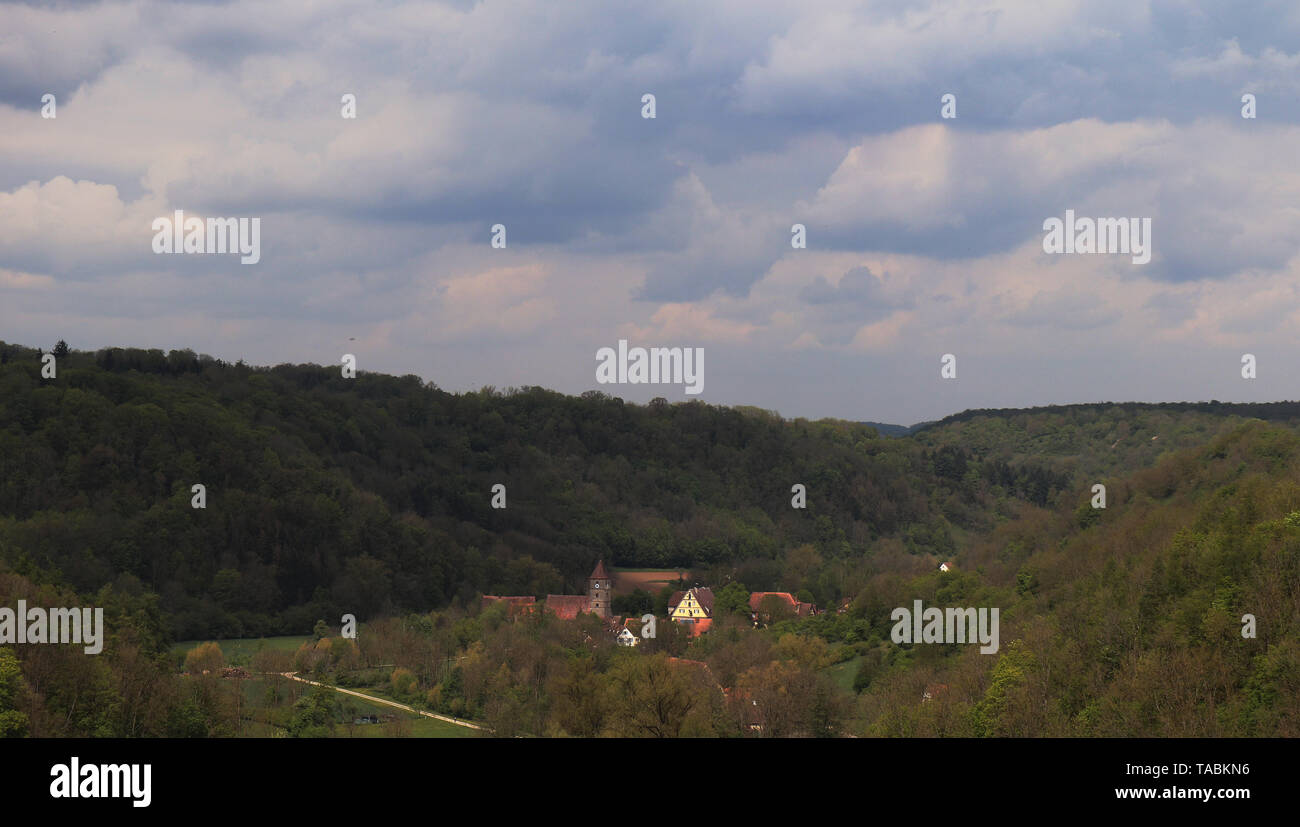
[4,0,1300,424]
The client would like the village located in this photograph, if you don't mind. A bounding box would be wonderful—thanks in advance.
[482,560,823,647]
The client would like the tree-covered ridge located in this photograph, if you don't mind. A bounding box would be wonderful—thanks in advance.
[907,402,1276,500]
[240,421,1300,738]
[0,341,1010,639]
[839,420,1300,736]
[2,339,1296,648]
[3,340,1300,736]
[913,401,1300,472]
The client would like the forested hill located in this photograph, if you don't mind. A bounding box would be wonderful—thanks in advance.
[859,421,915,437]
[852,418,1300,736]
[0,340,1294,641]
[909,402,1291,483]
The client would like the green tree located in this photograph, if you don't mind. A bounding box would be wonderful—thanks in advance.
[0,648,30,737]
[612,588,653,617]
[183,642,224,675]
[289,685,338,737]
[715,582,751,617]
[549,657,605,737]
[972,640,1037,737]
[603,654,703,738]
[390,667,418,700]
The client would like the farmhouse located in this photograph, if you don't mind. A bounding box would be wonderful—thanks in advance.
[667,587,714,636]
[616,618,641,647]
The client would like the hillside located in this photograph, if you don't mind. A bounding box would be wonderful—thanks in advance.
[0,341,1061,640]
[843,419,1300,736]
[910,402,1297,482]
[2,340,1297,652]
[859,421,916,438]
[2,341,1299,737]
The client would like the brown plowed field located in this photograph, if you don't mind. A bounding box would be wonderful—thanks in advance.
[612,569,689,595]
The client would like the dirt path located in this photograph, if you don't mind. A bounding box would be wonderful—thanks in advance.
[283,672,485,731]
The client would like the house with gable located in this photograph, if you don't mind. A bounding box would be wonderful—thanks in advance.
[616,617,641,647]
[667,586,714,636]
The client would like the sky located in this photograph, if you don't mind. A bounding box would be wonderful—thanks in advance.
[4,0,1300,424]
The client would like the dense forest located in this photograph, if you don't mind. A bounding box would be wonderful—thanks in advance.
[845,419,1300,735]
[0,340,1091,640]
[1,341,1297,737]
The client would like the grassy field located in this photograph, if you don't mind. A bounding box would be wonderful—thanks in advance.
[173,634,484,736]
[172,635,312,666]
[824,656,863,694]
[326,690,480,738]
[235,675,480,737]
[350,715,481,738]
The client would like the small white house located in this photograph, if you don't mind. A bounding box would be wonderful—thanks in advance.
[616,626,640,647]
[939,562,953,572]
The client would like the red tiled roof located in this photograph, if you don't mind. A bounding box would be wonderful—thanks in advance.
[749,591,798,612]
[590,559,610,580]
[544,594,590,620]
[482,596,537,615]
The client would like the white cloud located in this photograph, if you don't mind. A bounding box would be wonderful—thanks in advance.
[5,0,1300,421]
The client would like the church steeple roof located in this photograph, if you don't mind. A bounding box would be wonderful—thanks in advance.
[590,559,610,580]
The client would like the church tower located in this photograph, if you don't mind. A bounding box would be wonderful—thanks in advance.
[588,560,612,619]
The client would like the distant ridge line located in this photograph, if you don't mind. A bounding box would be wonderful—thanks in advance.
[911,400,1300,435]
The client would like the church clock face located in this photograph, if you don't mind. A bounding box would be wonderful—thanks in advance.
[593,582,601,589]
